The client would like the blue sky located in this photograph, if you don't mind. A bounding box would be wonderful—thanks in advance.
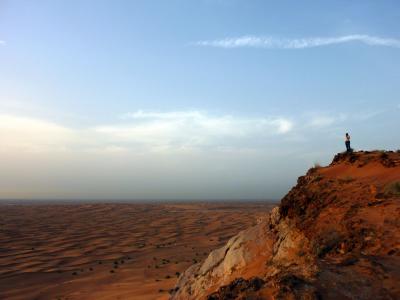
[0,0,399,200]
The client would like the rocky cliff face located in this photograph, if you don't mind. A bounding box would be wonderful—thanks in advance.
[171,151,400,299]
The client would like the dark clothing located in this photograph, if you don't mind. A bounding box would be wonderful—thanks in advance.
[345,141,351,152]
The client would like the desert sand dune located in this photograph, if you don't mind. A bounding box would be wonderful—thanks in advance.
[0,201,274,299]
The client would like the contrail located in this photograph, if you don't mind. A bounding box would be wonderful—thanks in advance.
[195,35,400,49]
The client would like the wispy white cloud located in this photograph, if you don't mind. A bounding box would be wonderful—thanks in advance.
[0,111,293,154]
[0,109,395,199]
[0,115,76,153]
[120,110,204,120]
[353,110,385,121]
[106,110,293,150]
[195,35,400,49]
[307,113,347,128]
[305,109,385,130]
[0,40,6,45]
[308,116,337,127]
[1,109,390,156]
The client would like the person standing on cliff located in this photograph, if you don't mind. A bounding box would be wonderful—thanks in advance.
[345,133,351,152]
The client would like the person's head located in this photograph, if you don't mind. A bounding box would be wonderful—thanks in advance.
[346,133,349,136]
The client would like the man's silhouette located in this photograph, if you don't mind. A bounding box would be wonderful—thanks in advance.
[345,133,351,152]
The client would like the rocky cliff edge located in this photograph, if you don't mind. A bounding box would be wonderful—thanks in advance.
[171,151,400,300]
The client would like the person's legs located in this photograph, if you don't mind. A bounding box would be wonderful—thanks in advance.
[345,141,350,152]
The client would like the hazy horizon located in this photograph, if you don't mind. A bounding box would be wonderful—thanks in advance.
[1,1,399,200]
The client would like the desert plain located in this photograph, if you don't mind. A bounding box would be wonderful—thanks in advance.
[0,201,275,300]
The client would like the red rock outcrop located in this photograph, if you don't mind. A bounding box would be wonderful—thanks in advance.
[171,151,400,299]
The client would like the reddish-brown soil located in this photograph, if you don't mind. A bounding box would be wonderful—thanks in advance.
[0,201,274,300]
[173,151,400,300]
